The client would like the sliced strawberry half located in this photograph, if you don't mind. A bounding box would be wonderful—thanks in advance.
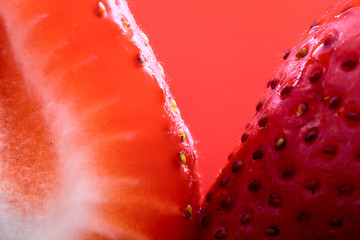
[200,0,360,239]
[0,0,199,239]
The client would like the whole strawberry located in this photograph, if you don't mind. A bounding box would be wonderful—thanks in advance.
[200,1,360,239]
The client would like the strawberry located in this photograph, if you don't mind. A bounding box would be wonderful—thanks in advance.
[199,1,360,239]
[0,0,199,239]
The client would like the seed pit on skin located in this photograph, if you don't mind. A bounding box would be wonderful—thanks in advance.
[271,78,280,89]
[206,190,217,202]
[275,137,286,151]
[248,181,261,193]
[329,96,341,109]
[256,99,264,112]
[296,47,309,59]
[355,150,360,161]
[297,211,310,223]
[338,184,354,195]
[322,145,338,155]
[268,194,282,207]
[252,146,264,160]
[298,102,309,115]
[232,160,243,173]
[305,179,320,194]
[281,166,296,179]
[220,175,229,188]
[283,49,291,60]
[310,20,320,30]
[264,227,279,236]
[310,69,323,83]
[258,115,268,128]
[201,214,211,228]
[215,228,228,239]
[241,212,253,225]
[323,36,337,47]
[228,152,233,161]
[329,217,343,227]
[220,197,232,211]
[304,129,318,143]
[342,56,358,71]
[281,85,292,96]
[345,112,360,121]
[241,131,251,143]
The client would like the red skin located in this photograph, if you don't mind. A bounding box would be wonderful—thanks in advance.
[0,0,198,239]
[200,1,360,239]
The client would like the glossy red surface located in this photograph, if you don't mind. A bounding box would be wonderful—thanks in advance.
[131,0,339,199]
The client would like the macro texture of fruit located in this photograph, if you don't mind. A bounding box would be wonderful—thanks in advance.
[0,0,199,239]
[199,0,360,239]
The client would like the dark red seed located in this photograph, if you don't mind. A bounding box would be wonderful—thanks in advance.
[275,137,286,151]
[264,227,279,236]
[345,112,360,121]
[232,160,243,173]
[297,211,310,222]
[248,181,261,193]
[241,212,253,225]
[310,69,323,83]
[298,102,309,115]
[324,36,336,47]
[252,146,264,160]
[256,99,264,112]
[329,96,341,109]
[267,79,272,88]
[258,115,268,127]
[305,179,320,194]
[206,190,217,202]
[241,131,251,143]
[220,197,232,211]
[283,49,291,60]
[215,228,228,239]
[324,36,337,46]
[268,194,282,207]
[281,85,292,96]
[338,184,354,195]
[201,214,211,228]
[356,151,360,160]
[322,145,338,155]
[220,175,229,188]
[329,217,343,227]
[245,122,250,129]
[271,78,280,89]
[305,129,318,143]
[342,56,358,71]
[310,20,319,30]
[282,166,296,179]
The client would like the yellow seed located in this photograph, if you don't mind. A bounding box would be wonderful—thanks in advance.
[183,205,192,219]
[180,129,186,142]
[179,152,186,164]
[170,99,179,114]
[158,63,165,78]
[121,18,130,30]
[141,31,149,44]
[95,1,106,17]
[296,47,309,59]
[323,96,330,101]
[276,137,286,149]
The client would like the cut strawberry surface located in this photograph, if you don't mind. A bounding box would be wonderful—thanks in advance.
[200,0,360,239]
[0,0,199,239]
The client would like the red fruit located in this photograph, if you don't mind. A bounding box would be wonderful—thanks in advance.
[200,1,360,239]
[0,0,199,239]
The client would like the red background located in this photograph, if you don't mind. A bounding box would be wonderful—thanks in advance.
[130,0,338,200]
